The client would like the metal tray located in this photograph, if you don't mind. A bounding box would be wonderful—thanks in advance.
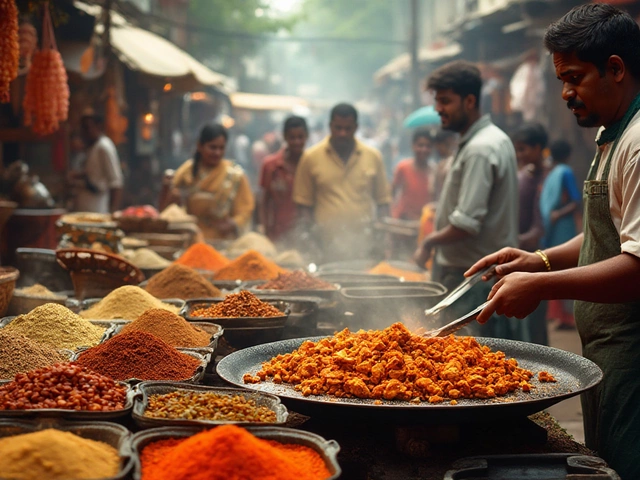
[0,419,133,480]
[216,336,603,423]
[79,297,185,321]
[130,425,341,480]
[315,272,401,287]
[0,316,117,350]
[132,381,288,429]
[110,321,223,355]
[246,281,340,301]
[73,349,208,385]
[181,298,290,329]
[0,380,135,421]
[443,453,621,479]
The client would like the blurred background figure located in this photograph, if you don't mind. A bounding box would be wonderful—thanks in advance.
[541,139,581,330]
[167,124,254,240]
[512,122,548,346]
[68,110,124,213]
[391,128,432,221]
[259,115,308,243]
[293,103,390,261]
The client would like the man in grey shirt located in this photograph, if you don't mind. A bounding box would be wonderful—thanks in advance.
[415,60,522,338]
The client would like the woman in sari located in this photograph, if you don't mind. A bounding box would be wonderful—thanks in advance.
[170,124,254,240]
[539,139,581,329]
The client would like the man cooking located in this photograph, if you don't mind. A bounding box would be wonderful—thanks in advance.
[413,60,521,338]
[467,5,640,478]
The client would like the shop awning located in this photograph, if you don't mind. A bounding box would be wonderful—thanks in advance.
[73,1,235,92]
[230,92,309,111]
[373,43,462,84]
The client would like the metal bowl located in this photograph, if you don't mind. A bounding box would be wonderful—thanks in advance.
[0,419,133,480]
[14,248,73,292]
[315,272,401,288]
[340,284,448,330]
[130,425,341,480]
[132,381,288,429]
[0,267,19,318]
[182,298,290,349]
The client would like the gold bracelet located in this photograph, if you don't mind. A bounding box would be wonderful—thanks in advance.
[535,249,551,272]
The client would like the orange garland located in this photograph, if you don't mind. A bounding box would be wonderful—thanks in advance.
[0,0,19,103]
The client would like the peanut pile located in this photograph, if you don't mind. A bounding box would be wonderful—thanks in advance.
[144,390,277,423]
[0,363,127,411]
[190,291,283,318]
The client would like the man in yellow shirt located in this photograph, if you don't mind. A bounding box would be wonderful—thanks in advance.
[293,103,391,260]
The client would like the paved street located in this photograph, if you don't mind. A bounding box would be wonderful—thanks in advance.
[546,322,584,444]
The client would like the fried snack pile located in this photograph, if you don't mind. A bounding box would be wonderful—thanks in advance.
[244,323,534,404]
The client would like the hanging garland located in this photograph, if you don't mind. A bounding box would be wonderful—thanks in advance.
[0,0,20,103]
[22,1,69,135]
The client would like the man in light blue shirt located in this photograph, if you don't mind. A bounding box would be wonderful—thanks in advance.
[415,60,521,338]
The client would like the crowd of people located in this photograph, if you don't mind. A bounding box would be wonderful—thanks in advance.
[58,4,640,478]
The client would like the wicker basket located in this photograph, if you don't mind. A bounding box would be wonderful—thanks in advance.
[0,267,19,317]
[55,249,144,300]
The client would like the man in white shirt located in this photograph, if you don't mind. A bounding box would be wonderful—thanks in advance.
[71,111,124,213]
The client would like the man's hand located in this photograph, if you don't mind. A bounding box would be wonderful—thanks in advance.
[465,247,547,279]
[413,237,433,270]
[477,272,545,323]
[550,210,561,224]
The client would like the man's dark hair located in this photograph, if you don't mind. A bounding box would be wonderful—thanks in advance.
[511,122,548,148]
[81,112,104,125]
[412,128,432,144]
[426,60,482,109]
[549,139,572,163]
[330,103,358,123]
[544,3,640,78]
[283,115,308,135]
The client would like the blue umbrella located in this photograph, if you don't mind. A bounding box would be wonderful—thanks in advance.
[403,105,441,128]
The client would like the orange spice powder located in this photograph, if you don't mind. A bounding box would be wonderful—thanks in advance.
[213,250,287,281]
[175,242,230,271]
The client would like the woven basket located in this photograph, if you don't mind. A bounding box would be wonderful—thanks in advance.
[56,249,144,300]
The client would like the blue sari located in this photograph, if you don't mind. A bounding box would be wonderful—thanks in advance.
[539,164,581,248]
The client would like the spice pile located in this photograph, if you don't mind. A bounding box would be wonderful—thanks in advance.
[175,242,229,271]
[244,322,535,404]
[369,262,427,281]
[190,291,283,318]
[3,303,105,350]
[227,232,277,258]
[258,271,335,291]
[0,429,120,480]
[214,250,287,281]
[0,331,66,379]
[15,283,64,298]
[145,264,222,300]
[123,248,171,269]
[120,309,211,348]
[80,285,180,320]
[75,331,201,381]
[0,363,127,411]
[140,424,330,480]
[144,390,277,423]
[160,204,195,223]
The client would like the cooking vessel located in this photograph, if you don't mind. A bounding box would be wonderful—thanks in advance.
[217,336,602,423]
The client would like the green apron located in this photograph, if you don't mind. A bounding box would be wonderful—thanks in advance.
[575,105,640,480]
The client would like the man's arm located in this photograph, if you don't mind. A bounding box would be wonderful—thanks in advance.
[478,251,640,322]
[377,204,390,219]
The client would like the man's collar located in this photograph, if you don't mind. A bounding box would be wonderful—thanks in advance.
[459,114,492,146]
[324,136,362,156]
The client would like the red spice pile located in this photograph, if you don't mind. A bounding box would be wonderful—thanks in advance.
[140,424,330,480]
[75,331,200,381]
[190,291,283,318]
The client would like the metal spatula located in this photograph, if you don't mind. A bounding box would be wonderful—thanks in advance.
[422,301,489,338]
[424,264,497,318]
